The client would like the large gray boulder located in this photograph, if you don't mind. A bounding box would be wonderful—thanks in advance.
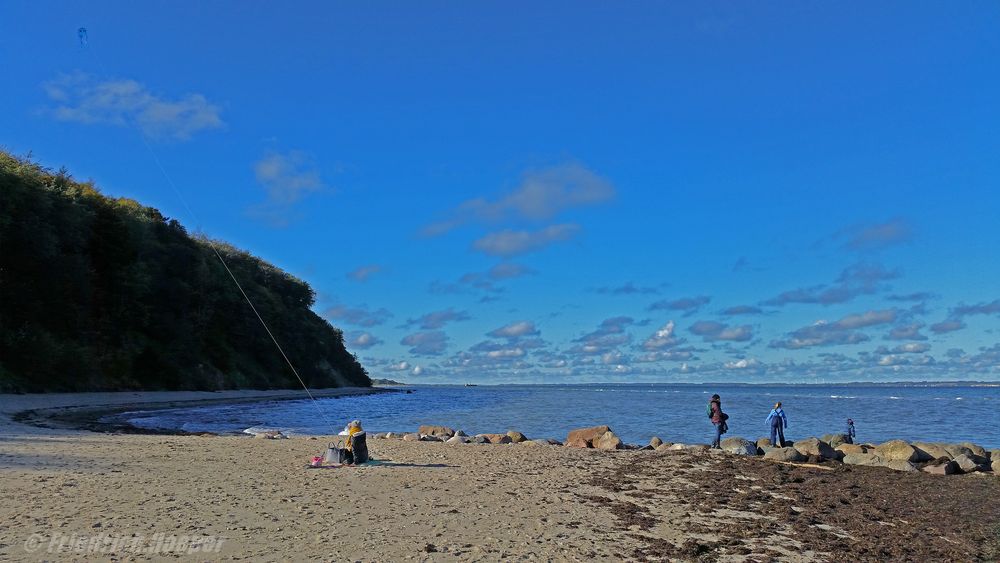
[954,453,988,474]
[506,430,529,443]
[993,459,1000,474]
[887,460,918,472]
[402,432,421,442]
[959,442,988,458]
[922,460,959,475]
[720,437,758,456]
[943,444,975,459]
[912,442,950,461]
[756,437,772,449]
[835,443,867,456]
[822,433,851,448]
[649,437,663,449]
[595,431,624,450]
[445,435,468,444]
[793,437,837,460]
[764,447,806,462]
[874,440,920,462]
[843,453,885,466]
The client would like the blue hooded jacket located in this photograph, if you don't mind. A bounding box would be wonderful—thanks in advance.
[765,408,788,428]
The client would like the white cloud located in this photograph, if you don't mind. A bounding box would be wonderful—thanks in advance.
[422,163,614,236]
[347,264,383,282]
[324,304,393,327]
[346,331,381,350]
[43,72,223,141]
[403,309,470,330]
[472,224,580,257]
[642,321,679,350]
[488,321,540,339]
[401,331,449,355]
[688,321,753,342]
[249,151,327,225]
[724,358,759,370]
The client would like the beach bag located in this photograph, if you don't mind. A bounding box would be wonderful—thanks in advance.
[323,440,349,464]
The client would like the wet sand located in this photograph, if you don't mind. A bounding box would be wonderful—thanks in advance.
[1,394,998,561]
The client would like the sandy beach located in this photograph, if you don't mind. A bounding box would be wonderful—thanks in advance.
[1,393,998,562]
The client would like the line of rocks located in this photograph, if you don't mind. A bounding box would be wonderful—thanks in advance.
[742,434,998,475]
[372,425,999,476]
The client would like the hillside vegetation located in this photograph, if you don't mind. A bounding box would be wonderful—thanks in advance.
[0,151,369,392]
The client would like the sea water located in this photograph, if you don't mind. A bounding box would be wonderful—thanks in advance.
[117,383,1000,449]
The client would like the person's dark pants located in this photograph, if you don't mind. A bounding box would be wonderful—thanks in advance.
[770,419,785,447]
[845,435,853,445]
[712,422,723,448]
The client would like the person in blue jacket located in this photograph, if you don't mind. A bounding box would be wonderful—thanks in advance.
[765,402,788,447]
[845,418,856,444]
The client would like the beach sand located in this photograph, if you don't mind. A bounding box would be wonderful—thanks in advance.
[1,393,998,561]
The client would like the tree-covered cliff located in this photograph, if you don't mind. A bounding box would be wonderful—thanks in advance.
[0,151,369,392]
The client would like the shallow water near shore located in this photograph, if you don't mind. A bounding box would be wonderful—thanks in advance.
[116,382,1000,448]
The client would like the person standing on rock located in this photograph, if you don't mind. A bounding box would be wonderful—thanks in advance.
[765,402,788,447]
[845,418,856,444]
[709,394,724,449]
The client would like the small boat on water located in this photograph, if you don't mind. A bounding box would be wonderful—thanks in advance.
[465,383,478,387]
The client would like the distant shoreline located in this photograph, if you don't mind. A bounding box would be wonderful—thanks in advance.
[1,387,395,437]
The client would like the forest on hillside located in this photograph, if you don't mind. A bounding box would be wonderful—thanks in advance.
[0,151,369,392]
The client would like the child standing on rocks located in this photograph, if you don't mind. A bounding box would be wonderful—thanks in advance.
[765,402,788,447]
[846,418,856,444]
[709,394,725,448]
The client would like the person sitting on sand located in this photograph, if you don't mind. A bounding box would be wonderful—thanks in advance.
[342,420,369,464]
[765,402,788,447]
[845,418,856,444]
[709,394,724,449]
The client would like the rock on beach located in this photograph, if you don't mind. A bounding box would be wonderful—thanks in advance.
[720,437,757,456]
[565,426,611,449]
[418,425,455,438]
[595,431,624,450]
[874,440,921,463]
[793,437,837,460]
[763,447,806,462]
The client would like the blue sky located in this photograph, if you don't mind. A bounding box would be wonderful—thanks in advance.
[2,1,999,383]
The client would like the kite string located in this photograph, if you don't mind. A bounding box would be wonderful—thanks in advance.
[82,33,340,435]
